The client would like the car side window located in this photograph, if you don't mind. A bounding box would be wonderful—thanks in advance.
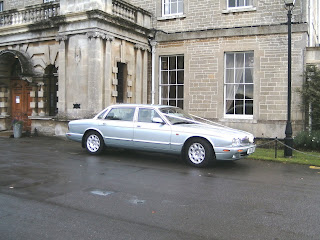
[138,108,161,123]
[105,108,135,121]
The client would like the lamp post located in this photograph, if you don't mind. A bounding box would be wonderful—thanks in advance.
[284,0,295,157]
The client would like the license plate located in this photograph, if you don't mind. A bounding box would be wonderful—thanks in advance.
[247,147,255,154]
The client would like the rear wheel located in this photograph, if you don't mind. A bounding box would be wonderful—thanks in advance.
[85,131,104,155]
[184,138,215,167]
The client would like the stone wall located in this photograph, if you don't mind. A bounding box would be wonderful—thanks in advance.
[4,0,50,10]
[154,29,307,138]
[128,0,306,33]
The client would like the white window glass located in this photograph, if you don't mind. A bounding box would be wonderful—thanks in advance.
[44,0,55,3]
[224,52,254,117]
[228,0,253,8]
[160,55,184,109]
[0,1,3,12]
[162,0,183,16]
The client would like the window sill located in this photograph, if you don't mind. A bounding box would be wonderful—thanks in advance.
[222,6,256,14]
[29,116,54,120]
[157,14,186,21]
[221,115,256,123]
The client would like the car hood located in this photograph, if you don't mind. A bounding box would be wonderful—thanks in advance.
[172,123,254,142]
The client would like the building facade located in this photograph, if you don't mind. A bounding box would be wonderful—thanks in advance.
[0,0,319,138]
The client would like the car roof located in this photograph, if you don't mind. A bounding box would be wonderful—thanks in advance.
[108,104,178,109]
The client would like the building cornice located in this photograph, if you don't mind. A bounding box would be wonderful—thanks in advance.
[155,23,308,42]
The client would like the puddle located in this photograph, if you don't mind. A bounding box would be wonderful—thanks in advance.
[90,190,114,196]
[129,198,146,205]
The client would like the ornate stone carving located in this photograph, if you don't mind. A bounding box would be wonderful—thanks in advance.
[87,31,114,41]
[134,44,149,51]
[55,34,68,42]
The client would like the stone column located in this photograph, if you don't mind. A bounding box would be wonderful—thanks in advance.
[104,35,114,108]
[87,31,107,113]
[150,41,157,104]
[134,44,149,104]
[142,47,149,104]
[55,34,68,116]
[134,44,142,104]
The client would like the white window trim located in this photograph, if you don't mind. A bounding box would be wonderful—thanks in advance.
[159,55,184,109]
[162,0,184,17]
[223,52,254,120]
[222,0,256,14]
[222,6,256,14]
[157,14,186,21]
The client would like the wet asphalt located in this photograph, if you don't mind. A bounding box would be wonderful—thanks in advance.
[0,136,319,240]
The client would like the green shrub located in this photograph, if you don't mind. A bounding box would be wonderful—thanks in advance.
[294,130,320,150]
[299,65,320,131]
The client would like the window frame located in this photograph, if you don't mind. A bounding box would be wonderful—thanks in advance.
[159,55,184,109]
[162,0,184,17]
[227,0,253,9]
[224,51,254,119]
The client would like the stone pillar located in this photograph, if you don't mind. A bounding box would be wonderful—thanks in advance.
[104,35,114,108]
[134,44,150,104]
[143,48,149,104]
[56,35,68,116]
[135,45,142,104]
[87,31,107,113]
[150,41,157,105]
[0,86,8,116]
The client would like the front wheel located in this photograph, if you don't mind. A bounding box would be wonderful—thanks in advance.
[184,138,215,167]
[85,131,104,155]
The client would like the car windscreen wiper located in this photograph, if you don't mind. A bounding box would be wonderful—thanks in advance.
[173,121,195,125]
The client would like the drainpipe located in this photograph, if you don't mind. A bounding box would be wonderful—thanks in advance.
[149,39,157,105]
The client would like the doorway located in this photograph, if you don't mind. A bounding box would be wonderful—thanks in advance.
[11,79,32,132]
[116,62,127,103]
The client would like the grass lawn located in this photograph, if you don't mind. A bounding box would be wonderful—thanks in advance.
[248,147,320,167]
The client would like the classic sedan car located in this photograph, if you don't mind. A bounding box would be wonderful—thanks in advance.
[66,104,255,167]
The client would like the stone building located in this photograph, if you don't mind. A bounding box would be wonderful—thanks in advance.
[0,0,319,138]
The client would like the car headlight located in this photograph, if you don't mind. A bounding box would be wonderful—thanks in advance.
[232,138,241,147]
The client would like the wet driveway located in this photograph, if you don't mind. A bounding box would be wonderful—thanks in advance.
[0,136,319,240]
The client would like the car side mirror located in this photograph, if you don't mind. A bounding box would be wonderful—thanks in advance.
[152,117,164,124]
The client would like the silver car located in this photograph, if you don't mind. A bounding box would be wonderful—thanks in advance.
[66,104,255,167]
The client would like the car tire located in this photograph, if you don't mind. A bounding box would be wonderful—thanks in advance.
[184,138,215,167]
[85,131,104,155]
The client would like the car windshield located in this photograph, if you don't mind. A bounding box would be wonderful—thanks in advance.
[159,107,195,125]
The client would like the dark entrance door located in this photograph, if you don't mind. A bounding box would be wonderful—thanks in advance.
[11,79,32,132]
[116,62,127,103]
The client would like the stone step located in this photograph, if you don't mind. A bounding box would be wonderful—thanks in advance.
[0,130,13,138]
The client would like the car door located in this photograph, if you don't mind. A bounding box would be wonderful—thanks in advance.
[99,107,135,148]
[133,108,172,152]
